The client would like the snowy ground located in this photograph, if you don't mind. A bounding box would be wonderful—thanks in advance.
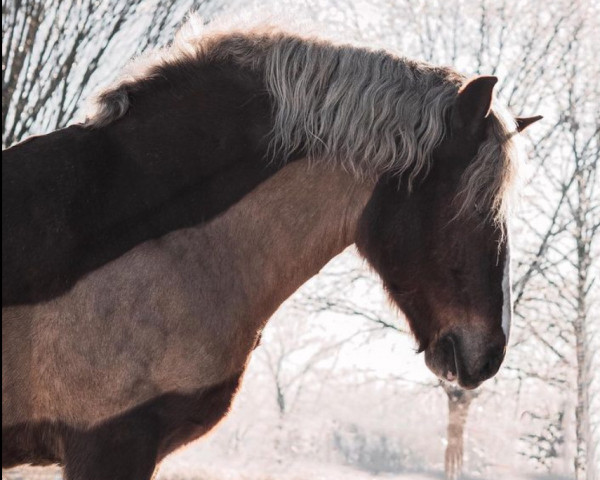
[155,456,575,480]
[2,463,574,480]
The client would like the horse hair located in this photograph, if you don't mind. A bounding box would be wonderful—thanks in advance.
[85,15,519,227]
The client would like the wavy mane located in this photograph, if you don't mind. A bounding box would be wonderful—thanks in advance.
[85,15,519,225]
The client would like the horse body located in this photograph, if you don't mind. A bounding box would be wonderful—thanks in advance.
[2,18,541,479]
[3,155,373,471]
[2,61,274,306]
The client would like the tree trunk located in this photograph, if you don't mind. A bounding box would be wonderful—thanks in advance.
[573,167,594,480]
[442,382,478,480]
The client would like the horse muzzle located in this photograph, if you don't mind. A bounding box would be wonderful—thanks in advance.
[424,328,506,390]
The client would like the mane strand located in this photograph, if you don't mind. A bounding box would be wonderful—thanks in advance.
[85,16,519,226]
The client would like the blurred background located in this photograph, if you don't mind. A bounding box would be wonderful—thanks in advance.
[2,0,599,479]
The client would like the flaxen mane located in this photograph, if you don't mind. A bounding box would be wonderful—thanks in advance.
[85,16,519,225]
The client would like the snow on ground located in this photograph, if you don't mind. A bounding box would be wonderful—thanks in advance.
[155,454,574,479]
[2,464,574,480]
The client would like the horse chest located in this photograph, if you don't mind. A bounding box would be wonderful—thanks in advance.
[2,229,254,428]
[2,225,256,466]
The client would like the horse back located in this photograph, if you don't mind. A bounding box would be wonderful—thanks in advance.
[2,62,276,306]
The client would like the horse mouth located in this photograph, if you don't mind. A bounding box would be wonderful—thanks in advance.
[424,331,504,390]
[425,334,469,388]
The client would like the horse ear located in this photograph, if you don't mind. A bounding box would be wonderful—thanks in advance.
[453,76,498,133]
[516,115,543,132]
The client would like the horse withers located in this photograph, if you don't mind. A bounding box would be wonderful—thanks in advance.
[2,18,541,479]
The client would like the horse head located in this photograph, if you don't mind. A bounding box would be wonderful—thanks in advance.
[357,76,541,389]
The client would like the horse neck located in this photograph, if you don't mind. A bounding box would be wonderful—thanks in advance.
[179,159,375,330]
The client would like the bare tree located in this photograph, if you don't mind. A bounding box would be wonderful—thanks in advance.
[302,0,599,475]
[559,39,599,479]
[1,0,222,148]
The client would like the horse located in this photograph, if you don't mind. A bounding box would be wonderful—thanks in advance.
[2,17,541,480]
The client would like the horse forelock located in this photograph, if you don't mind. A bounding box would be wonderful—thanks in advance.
[85,15,519,228]
[455,104,520,233]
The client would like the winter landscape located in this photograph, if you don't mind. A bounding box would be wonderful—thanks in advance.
[2,0,598,479]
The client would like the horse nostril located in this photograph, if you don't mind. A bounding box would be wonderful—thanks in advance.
[480,352,502,379]
[481,359,494,378]
[438,333,458,376]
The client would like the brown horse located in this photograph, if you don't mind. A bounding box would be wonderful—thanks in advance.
[2,18,541,479]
